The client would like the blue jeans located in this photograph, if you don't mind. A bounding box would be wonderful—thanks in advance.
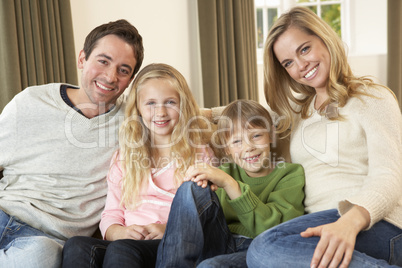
[0,209,65,268]
[247,209,402,267]
[62,236,160,268]
[156,181,251,268]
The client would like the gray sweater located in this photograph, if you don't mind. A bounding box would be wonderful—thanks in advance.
[0,83,125,240]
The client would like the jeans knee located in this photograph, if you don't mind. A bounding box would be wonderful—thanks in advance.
[63,236,88,257]
[18,236,63,268]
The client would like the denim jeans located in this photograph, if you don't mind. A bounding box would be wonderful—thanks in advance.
[156,181,250,268]
[62,236,160,268]
[0,209,65,268]
[247,209,402,267]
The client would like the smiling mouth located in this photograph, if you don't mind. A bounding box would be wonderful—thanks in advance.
[153,120,170,126]
[96,81,114,91]
[304,66,318,79]
[243,154,261,162]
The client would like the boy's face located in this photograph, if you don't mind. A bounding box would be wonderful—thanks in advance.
[226,126,272,177]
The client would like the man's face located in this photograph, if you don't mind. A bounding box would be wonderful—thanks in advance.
[78,34,137,109]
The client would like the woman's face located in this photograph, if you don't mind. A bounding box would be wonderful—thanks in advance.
[273,26,331,93]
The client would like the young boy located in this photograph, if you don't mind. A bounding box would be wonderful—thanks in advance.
[156,99,305,267]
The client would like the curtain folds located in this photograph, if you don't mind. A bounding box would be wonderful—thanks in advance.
[0,0,77,112]
[387,0,402,107]
[198,0,258,108]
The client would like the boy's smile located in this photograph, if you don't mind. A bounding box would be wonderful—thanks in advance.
[227,127,272,178]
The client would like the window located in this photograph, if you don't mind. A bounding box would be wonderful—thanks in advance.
[255,0,280,61]
[255,0,346,63]
[296,0,343,38]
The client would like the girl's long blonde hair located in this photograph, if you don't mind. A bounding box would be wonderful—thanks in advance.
[264,6,389,135]
[118,63,210,208]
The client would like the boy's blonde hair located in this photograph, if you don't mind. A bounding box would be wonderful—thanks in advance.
[216,99,273,150]
[119,63,210,208]
[264,6,390,135]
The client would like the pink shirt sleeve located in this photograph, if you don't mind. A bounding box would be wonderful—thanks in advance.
[99,152,126,239]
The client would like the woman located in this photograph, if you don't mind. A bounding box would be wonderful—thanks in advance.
[246,6,402,268]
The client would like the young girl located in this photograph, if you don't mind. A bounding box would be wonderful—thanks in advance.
[62,63,214,268]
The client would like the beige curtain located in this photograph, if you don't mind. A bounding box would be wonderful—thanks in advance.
[388,0,402,107]
[198,0,258,108]
[0,0,77,112]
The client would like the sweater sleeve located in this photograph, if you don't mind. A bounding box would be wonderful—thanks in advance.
[226,164,305,238]
[0,99,18,170]
[99,152,126,239]
[338,88,402,229]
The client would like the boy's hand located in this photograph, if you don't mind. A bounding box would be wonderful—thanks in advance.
[185,163,241,199]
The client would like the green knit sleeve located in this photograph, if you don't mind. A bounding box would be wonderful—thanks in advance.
[224,163,305,238]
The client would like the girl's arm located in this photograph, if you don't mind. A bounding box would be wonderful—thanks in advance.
[99,152,127,239]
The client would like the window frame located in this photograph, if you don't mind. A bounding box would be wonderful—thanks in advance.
[255,0,350,64]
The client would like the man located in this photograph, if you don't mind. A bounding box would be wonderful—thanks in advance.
[0,19,144,267]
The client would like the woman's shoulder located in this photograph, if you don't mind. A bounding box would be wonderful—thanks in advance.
[346,85,399,112]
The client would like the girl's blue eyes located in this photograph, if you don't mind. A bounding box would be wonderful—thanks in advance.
[146,101,177,106]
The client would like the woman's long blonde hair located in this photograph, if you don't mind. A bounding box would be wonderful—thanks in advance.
[118,63,210,208]
[264,6,386,135]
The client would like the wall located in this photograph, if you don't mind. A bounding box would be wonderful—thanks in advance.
[69,0,203,106]
[348,0,387,84]
[70,0,388,108]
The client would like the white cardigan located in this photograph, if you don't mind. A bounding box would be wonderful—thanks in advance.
[290,86,402,229]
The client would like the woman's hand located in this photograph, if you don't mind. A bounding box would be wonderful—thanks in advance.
[301,206,370,268]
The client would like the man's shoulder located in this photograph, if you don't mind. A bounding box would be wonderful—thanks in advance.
[18,83,76,99]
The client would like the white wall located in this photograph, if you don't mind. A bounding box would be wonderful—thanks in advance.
[70,0,388,108]
[347,0,387,84]
[69,0,203,106]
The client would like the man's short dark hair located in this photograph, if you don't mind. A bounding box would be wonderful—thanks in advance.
[83,19,144,78]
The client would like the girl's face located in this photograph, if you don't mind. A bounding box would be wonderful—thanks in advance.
[138,79,181,144]
[273,26,331,93]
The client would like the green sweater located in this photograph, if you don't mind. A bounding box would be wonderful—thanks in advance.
[216,162,305,238]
